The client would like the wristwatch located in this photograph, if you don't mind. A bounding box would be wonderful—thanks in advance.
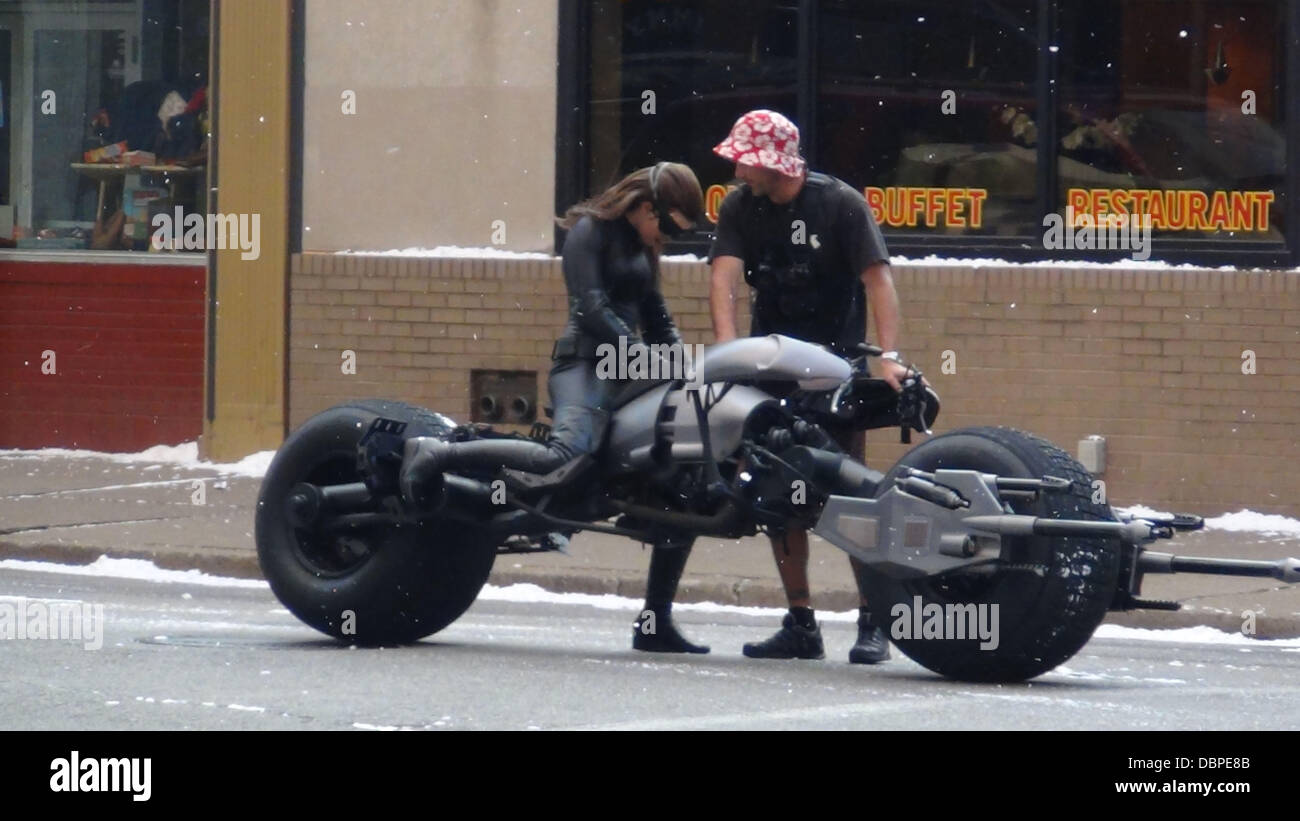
[880,350,903,363]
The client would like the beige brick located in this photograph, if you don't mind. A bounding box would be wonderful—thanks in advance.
[325,275,359,290]
[1142,291,1182,307]
[410,292,448,308]
[1240,309,1280,325]
[426,339,468,354]
[1122,307,1162,323]
[340,291,375,306]
[394,277,430,292]
[1141,324,1181,339]
[394,307,430,323]
[391,337,429,353]
[1102,291,1143,306]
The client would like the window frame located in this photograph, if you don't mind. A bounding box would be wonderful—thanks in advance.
[556,0,1299,267]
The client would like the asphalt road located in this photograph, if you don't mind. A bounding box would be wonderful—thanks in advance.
[3,563,1300,731]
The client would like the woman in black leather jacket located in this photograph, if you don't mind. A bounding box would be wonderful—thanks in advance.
[401,162,710,653]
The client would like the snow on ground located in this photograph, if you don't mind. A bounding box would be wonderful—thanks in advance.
[1115,504,1300,537]
[11,439,1294,535]
[0,442,275,477]
[2,556,1299,648]
[0,556,268,589]
[1199,510,1300,537]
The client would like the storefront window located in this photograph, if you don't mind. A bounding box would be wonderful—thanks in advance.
[571,0,1291,260]
[0,0,210,253]
[1056,0,1286,243]
[586,0,798,227]
[817,0,1040,238]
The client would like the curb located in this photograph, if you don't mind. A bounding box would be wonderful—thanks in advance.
[4,540,1299,639]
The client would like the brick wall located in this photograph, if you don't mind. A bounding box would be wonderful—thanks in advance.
[291,253,1300,516]
[0,260,206,451]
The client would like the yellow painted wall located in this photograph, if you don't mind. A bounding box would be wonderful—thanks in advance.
[202,0,292,460]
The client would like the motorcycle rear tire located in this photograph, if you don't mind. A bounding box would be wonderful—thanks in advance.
[255,400,496,644]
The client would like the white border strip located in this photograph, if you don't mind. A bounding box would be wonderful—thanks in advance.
[0,250,206,266]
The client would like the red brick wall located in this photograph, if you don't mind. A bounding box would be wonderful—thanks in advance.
[290,253,1300,516]
[0,260,206,451]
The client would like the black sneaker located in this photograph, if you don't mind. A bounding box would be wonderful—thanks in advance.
[848,613,892,664]
[742,613,825,660]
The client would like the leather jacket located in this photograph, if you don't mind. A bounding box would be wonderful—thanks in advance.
[553,215,683,360]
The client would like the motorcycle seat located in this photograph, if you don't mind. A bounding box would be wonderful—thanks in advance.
[541,374,671,420]
[610,374,675,409]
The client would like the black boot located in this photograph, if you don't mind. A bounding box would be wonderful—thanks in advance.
[399,436,569,509]
[848,609,892,664]
[632,541,709,654]
[399,437,452,509]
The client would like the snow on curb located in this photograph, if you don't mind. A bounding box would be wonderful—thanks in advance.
[4,557,1297,649]
[0,442,274,478]
[0,556,268,588]
[1115,505,1300,537]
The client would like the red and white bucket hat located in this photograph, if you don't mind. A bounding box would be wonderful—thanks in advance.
[712,110,806,178]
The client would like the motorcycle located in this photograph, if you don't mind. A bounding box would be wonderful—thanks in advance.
[255,335,1300,682]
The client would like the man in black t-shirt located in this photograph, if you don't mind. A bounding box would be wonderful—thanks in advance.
[709,109,909,664]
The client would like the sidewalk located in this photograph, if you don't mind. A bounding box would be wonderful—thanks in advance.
[3,449,1299,638]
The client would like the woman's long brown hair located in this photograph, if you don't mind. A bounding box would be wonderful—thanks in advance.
[557,163,705,278]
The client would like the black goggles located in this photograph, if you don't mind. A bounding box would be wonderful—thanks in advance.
[657,209,691,238]
[649,161,694,238]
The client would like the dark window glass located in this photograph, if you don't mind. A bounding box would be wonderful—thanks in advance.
[816,0,1040,238]
[1056,0,1286,242]
[587,0,798,225]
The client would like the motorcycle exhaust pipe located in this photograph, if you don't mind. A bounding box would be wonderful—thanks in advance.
[781,446,885,498]
[607,498,742,534]
[425,473,497,518]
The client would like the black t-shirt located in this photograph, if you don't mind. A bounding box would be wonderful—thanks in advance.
[708,172,890,356]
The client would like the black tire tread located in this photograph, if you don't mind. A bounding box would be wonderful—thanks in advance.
[256,400,492,645]
[873,425,1120,682]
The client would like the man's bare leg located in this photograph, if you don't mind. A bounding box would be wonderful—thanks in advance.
[770,530,871,609]
[741,525,825,659]
[768,525,811,608]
